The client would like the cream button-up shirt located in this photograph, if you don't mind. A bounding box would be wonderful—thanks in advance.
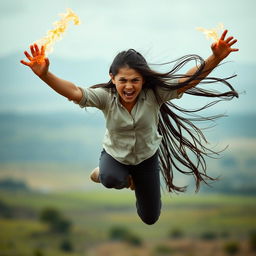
[76,80,182,165]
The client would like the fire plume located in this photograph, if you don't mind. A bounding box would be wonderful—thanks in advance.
[35,8,80,63]
[196,23,224,42]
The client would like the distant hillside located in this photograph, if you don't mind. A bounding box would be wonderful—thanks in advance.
[0,112,105,166]
[1,50,256,193]
[0,52,255,113]
[0,52,110,112]
[0,112,255,164]
[0,112,255,194]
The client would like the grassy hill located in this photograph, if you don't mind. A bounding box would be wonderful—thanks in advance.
[0,189,255,256]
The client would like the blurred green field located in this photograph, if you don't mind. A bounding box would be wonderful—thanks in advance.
[1,189,256,255]
[1,190,256,236]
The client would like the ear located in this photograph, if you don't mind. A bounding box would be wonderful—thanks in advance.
[109,73,115,84]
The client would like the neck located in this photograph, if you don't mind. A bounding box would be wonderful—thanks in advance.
[121,100,136,113]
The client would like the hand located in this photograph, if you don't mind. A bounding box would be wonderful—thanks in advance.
[211,30,239,61]
[20,44,50,77]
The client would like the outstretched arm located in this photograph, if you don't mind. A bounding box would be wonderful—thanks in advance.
[177,29,239,94]
[20,44,82,102]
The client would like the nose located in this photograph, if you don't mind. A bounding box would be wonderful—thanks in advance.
[125,82,133,89]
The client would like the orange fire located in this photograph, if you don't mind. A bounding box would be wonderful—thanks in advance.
[196,23,224,42]
[35,8,80,63]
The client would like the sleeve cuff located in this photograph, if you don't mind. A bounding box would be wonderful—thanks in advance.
[72,87,88,108]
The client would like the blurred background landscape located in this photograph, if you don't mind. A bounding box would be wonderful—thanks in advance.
[0,0,255,255]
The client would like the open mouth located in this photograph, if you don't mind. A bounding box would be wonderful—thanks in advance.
[123,91,135,97]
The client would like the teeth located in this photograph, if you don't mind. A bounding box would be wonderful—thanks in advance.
[124,91,135,96]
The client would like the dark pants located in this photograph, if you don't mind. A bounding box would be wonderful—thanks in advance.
[99,149,161,225]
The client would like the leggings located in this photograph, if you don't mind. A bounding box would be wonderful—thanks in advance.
[99,149,161,225]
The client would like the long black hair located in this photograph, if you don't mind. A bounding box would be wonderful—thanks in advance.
[92,49,238,193]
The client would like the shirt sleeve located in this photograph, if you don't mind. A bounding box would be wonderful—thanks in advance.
[155,79,183,104]
[74,87,109,110]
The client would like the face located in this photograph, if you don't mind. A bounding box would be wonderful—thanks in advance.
[111,67,144,107]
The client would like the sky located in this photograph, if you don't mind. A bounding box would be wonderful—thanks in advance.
[0,0,255,114]
[0,0,255,195]
[0,0,255,63]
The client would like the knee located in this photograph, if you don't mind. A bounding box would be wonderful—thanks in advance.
[141,214,160,225]
[100,174,126,189]
[136,201,161,225]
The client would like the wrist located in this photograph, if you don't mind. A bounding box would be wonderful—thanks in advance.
[206,54,222,66]
[38,71,49,80]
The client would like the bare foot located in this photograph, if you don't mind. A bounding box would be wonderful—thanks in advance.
[90,167,100,183]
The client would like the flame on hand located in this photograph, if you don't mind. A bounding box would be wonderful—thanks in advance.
[35,8,80,63]
[196,23,224,42]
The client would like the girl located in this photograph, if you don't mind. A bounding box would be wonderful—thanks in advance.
[21,29,239,225]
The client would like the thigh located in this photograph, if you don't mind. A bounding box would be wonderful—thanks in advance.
[99,149,130,189]
[130,151,161,224]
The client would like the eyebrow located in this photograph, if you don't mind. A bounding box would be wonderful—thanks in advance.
[119,77,141,79]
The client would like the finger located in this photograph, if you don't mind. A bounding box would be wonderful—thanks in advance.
[30,45,36,57]
[34,43,40,55]
[44,57,50,66]
[20,60,31,66]
[229,39,237,46]
[225,36,234,43]
[41,45,45,56]
[220,29,228,41]
[231,48,239,52]
[24,51,33,61]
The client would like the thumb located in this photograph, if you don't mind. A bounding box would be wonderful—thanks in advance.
[211,42,217,49]
[45,57,50,66]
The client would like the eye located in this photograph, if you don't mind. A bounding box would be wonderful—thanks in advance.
[119,78,127,83]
